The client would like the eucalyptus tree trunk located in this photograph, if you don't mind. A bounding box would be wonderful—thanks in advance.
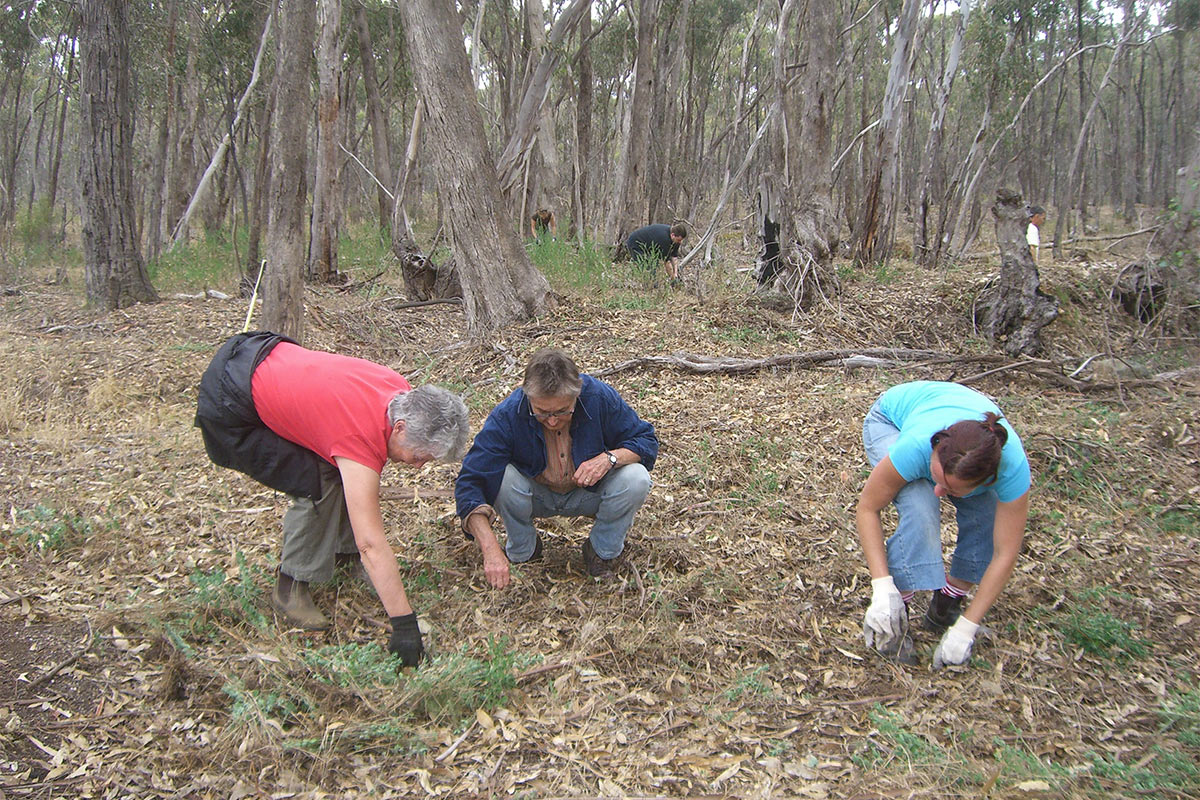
[145,0,177,262]
[915,0,972,267]
[646,0,689,226]
[167,15,201,245]
[245,90,272,286]
[851,0,922,267]
[753,0,839,308]
[78,0,158,310]
[975,188,1059,356]
[397,0,550,334]
[261,0,315,341]
[494,0,590,212]
[572,8,593,239]
[354,1,394,231]
[308,0,342,283]
[1052,0,1136,259]
[605,0,660,246]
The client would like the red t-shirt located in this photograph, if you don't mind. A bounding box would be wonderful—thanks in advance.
[250,342,411,474]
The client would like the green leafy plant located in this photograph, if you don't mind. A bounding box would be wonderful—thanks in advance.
[303,642,405,689]
[11,504,92,552]
[403,636,534,725]
[853,705,958,771]
[224,680,315,730]
[187,552,270,632]
[1057,588,1149,660]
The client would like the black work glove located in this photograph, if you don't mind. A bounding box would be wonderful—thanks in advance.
[388,613,424,667]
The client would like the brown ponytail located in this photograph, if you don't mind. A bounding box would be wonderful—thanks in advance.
[930,412,1007,487]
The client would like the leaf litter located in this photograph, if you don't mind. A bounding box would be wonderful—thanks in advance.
[0,254,1197,799]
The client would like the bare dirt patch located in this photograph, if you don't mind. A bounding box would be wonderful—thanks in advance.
[0,254,1197,799]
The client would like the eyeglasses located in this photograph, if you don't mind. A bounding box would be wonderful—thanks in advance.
[530,406,575,421]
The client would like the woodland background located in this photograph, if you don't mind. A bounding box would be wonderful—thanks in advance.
[0,1,1199,799]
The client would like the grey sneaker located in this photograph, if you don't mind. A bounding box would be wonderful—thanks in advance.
[582,540,618,576]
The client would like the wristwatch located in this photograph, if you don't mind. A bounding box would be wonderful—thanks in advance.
[604,450,618,468]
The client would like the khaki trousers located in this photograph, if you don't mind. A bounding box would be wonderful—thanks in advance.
[279,460,357,582]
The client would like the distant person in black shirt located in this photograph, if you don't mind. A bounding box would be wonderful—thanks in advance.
[625,223,687,282]
[530,208,556,239]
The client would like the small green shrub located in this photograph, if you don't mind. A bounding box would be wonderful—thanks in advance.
[404,636,534,725]
[224,680,314,729]
[303,642,405,689]
[187,552,270,632]
[11,504,91,552]
[1057,588,1149,660]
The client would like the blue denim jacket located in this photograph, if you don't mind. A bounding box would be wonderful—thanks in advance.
[454,374,658,519]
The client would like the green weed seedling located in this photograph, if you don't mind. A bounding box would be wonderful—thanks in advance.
[224,679,314,730]
[303,642,405,689]
[12,504,92,553]
[1160,682,1200,747]
[853,705,962,774]
[991,739,1069,789]
[1056,588,1149,661]
[1088,748,1200,794]
[402,636,534,726]
[187,552,270,633]
[721,665,773,703]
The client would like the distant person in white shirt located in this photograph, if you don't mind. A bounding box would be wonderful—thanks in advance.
[1026,205,1045,264]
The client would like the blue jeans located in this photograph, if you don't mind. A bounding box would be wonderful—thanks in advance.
[862,401,996,592]
[495,463,652,561]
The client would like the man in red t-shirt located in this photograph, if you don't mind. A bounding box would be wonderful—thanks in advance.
[196,332,469,666]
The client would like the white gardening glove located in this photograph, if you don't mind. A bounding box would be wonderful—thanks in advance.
[932,616,980,669]
[863,576,907,653]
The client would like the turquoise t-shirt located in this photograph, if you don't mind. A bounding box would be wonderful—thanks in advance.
[877,381,1031,502]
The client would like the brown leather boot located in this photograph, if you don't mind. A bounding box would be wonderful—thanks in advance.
[271,570,330,631]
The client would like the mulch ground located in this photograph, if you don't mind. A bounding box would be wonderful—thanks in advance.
[0,250,1197,799]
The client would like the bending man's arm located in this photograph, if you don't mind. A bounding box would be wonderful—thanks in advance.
[336,457,413,617]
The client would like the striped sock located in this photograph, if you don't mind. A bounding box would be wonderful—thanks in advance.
[941,583,968,598]
[901,591,915,604]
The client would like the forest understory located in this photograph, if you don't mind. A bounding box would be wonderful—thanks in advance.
[0,238,1198,800]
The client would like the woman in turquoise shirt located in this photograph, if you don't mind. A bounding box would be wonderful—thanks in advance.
[856,381,1031,668]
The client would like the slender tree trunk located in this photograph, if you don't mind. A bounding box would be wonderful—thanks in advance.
[916,0,972,267]
[46,43,73,218]
[646,0,688,225]
[851,0,922,267]
[78,0,158,309]
[246,89,273,286]
[397,0,550,334]
[354,2,395,232]
[605,0,660,245]
[572,7,593,240]
[308,0,342,283]
[1052,0,1135,258]
[261,0,315,341]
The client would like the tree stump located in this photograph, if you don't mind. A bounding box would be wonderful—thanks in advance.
[391,235,461,302]
[753,177,840,310]
[975,188,1059,355]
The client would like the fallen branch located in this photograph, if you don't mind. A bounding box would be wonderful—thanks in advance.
[594,348,956,378]
[594,349,1200,393]
[366,296,463,310]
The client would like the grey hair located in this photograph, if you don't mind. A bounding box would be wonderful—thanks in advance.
[386,385,470,461]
